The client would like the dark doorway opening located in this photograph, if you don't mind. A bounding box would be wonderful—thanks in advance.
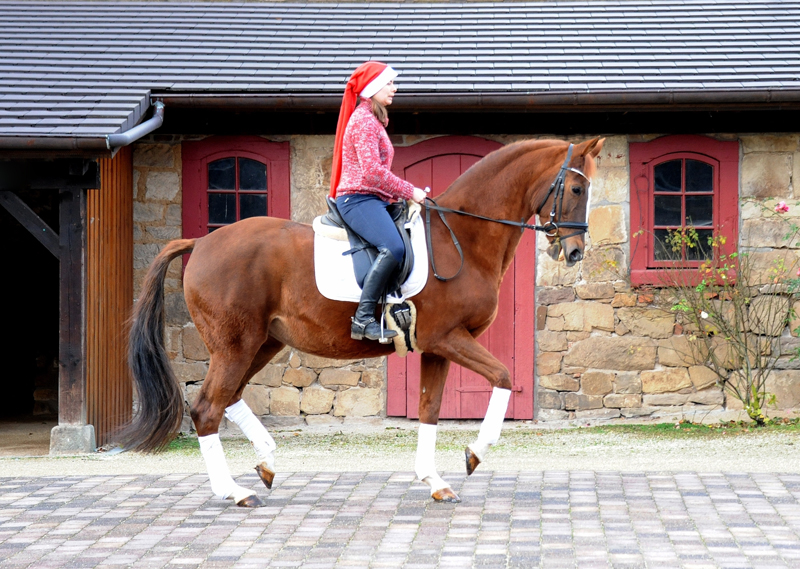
[0,189,59,421]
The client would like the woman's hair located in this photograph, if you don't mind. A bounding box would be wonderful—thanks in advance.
[371,98,388,126]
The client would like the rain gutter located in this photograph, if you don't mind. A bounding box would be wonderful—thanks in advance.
[0,101,164,154]
[106,101,165,149]
[0,136,110,152]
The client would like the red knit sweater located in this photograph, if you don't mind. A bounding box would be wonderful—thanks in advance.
[335,99,415,201]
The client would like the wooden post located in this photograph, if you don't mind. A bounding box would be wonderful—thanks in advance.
[50,187,95,454]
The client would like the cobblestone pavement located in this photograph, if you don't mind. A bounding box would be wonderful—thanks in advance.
[2,471,800,568]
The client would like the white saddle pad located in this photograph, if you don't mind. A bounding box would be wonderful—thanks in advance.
[313,211,429,303]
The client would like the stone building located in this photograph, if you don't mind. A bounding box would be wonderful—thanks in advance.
[2,1,800,451]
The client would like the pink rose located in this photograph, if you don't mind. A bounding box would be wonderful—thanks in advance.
[775,201,790,213]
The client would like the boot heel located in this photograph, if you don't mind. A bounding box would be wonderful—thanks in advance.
[351,319,366,341]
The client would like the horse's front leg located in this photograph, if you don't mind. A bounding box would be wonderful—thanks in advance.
[416,353,461,503]
[433,327,513,477]
[465,387,511,475]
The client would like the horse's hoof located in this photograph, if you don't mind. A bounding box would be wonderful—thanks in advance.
[432,488,461,503]
[465,446,481,476]
[255,463,275,489]
[236,494,265,508]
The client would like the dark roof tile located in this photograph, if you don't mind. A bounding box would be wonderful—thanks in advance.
[1,0,799,138]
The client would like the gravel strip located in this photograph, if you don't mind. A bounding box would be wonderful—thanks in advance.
[2,419,799,477]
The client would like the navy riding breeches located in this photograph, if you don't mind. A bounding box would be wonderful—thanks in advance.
[335,193,405,264]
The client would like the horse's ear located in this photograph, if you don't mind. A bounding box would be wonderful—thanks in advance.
[578,137,605,158]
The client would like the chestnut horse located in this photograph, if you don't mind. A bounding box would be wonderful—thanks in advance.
[121,137,604,506]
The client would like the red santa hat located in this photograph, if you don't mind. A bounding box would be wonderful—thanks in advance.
[329,61,398,198]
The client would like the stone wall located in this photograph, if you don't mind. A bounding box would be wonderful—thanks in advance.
[535,134,800,423]
[130,131,800,428]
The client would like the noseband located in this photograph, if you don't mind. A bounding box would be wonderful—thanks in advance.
[423,143,591,281]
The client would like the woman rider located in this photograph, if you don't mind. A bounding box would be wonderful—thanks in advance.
[329,61,428,342]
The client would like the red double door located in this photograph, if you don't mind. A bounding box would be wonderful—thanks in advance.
[387,136,535,420]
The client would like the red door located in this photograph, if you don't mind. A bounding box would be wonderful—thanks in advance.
[387,136,535,419]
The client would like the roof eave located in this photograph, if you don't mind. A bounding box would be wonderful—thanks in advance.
[158,88,800,112]
[0,136,113,158]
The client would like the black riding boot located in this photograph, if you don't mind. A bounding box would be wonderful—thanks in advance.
[351,248,399,342]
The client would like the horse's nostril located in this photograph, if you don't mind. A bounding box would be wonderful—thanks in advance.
[569,249,583,263]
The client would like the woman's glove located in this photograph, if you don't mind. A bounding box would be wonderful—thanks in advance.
[411,186,430,203]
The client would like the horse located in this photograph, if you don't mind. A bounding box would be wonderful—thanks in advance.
[121,137,605,506]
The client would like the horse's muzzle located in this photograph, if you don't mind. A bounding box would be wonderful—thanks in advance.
[566,248,584,266]
[546,239,584,266]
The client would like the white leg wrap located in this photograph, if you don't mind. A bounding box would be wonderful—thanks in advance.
[415,423,449,493]
[468,387,512,462]
[224,399,276,470]
[198,433,254,502]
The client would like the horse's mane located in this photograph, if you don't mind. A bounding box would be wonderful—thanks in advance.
[440,138,569,200]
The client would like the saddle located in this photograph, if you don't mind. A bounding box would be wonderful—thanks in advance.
[317,197,416,295]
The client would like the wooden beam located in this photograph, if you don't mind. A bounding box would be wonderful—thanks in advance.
[58,187,87,426]
[0,191,60,258]
[0,159,99,191]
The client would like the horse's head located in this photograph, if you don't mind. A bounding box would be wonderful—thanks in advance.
[538,137,605,266]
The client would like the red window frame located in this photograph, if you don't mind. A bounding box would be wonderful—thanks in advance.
[182,136,291,240]
[629,135,739,286]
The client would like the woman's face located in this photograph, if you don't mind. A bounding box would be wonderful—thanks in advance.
[372,80,397,106]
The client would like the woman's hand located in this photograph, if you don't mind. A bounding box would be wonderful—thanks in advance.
[411,187,429,203]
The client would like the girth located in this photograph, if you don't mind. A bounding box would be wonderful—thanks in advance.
[322,197,415,294]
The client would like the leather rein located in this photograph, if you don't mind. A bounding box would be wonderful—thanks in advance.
[423,143,591,282]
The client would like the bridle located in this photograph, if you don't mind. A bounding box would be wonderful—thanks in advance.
[423,143,591,281]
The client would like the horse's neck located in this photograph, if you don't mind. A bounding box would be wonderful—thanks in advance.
[436,142,552,276]
[441,141,556,221]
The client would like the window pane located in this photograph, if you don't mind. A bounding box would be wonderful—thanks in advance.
[208,158,236,190]
[686,160,713,193]
[654,229,682,261]
[686,195,713,226]
[654,160,682,192]
[240,193,267,219]
[654,195,682,226]
[209,193,236,225]
[686,229,713,261]
[239,158,267,191]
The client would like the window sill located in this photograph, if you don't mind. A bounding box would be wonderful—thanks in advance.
[630,268,707,288]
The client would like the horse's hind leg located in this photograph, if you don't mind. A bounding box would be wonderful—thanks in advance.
[192,353,266,508]
[416,353,460,503]
[223,338,286,490]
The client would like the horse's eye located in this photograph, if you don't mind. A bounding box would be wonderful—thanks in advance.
[571,185,582,195]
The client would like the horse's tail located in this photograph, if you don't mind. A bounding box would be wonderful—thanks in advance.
[118,238,196,452]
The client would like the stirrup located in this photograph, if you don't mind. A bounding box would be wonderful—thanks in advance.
[351,317,397,343]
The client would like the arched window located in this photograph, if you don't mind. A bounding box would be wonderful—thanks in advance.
[629,135,739,285]
[182,136,290,239]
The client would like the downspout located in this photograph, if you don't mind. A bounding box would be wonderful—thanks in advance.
[106,101,165,149]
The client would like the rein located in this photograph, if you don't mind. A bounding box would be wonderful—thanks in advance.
[423,143,590,282]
